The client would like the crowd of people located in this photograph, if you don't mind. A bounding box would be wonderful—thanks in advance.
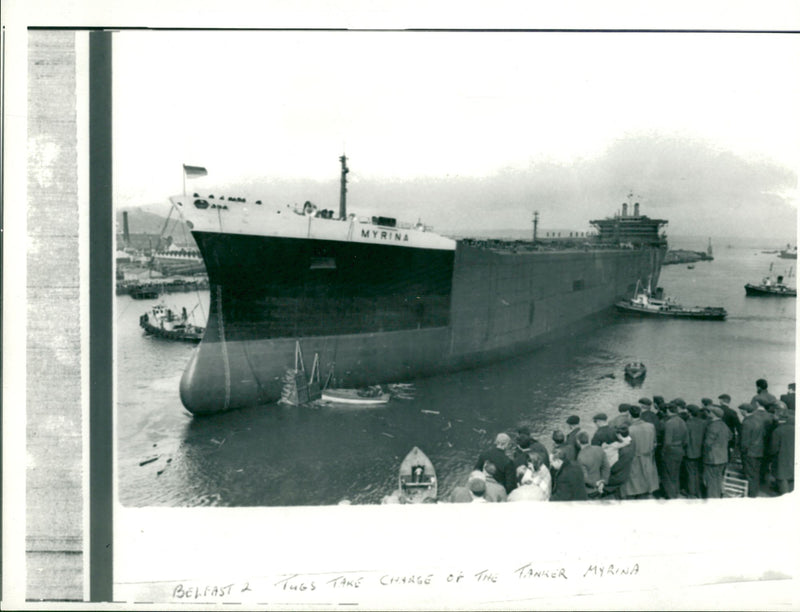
[445,378,795,503]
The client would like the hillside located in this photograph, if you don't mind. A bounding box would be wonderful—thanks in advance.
[116,206,196,247]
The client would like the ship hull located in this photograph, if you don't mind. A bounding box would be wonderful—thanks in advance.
[180,235,665,414]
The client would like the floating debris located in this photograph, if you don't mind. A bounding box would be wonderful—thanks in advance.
[472,428,487,435]
[442,421,452,431]
[138,456,159,467]
[381,432,395,439]
[210,437,226,446]
[420,409,440,415]
[156,468,166,476]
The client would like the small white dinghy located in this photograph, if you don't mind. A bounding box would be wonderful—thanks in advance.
[321,386,390,406]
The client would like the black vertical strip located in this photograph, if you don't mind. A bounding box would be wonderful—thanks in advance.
[89,29,113,602]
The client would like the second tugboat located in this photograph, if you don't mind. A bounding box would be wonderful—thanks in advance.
[745,274,797,297]
[616,282,727,320]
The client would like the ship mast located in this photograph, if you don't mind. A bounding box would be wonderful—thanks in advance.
[339,154,349,219]
[532,211,539,243]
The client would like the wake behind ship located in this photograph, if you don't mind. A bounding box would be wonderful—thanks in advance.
[170,159,667,414]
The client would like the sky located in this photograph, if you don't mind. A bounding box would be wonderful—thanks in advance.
[113,29,800,240]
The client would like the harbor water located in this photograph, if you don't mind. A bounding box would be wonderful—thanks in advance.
[117,239,796,506]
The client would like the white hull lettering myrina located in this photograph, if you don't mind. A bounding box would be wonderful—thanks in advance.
[171,160,667,414]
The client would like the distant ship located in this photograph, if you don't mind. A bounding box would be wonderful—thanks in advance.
[151,245,206,275]
[779,245,797,260]
[169,159,668,414]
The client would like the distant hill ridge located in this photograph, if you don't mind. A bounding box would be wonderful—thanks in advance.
[116,206,196,247]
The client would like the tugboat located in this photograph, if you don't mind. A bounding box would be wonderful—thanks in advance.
[744,274,796,297]
[615,281,727,320]
[139,304,205,342]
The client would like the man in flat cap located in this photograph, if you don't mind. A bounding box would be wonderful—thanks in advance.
[751,379,778,411]
[639,396,664,493]
[564,415,581,462]
[610,404,633,430]
[717,393,741,452]
[550,446,589,502]
[685,404,708,498]
[739,403,766,497]
[622,405,659,499]
[661,403,688,499]
[513,427,551,470]
[591,413,617,447]
[474,433,517,494]
[702,404,731,498]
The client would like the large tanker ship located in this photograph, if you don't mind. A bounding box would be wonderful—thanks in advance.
[169,159,667,414]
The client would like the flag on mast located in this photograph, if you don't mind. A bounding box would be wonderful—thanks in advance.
[183,164,208,178]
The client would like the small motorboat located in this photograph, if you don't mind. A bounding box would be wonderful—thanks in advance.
[321,386,390,405]
[744,274,796,297]
[687,264,695,269]
[139,304,204,342]
[398,446,437,503]
[624,362,647,385]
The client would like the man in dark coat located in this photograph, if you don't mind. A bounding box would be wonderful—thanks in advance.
[717,393,741,451]
[780,383,795,412]
[661,403,688,499]
[702,405,731,498]
[769,409,795,495]
[474,433,517,494]
[603,425,636,499]
[751,378,778,411]
[576,431,610,497]
[639,397,659,427]
[513,429,550,470]
[751,396,779,485]
[684,404,707,498]
[610,404,633,430]
[550,446,589,502]
[740,403,768,498]
[564,415,581,461]
[591,413,617,447]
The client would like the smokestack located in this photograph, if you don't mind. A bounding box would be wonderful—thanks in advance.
[634,202,640,216]
[622,203,628,217]
[122,211,130,247]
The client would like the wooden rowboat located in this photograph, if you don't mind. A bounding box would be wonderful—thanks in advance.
[398,446,437,503]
